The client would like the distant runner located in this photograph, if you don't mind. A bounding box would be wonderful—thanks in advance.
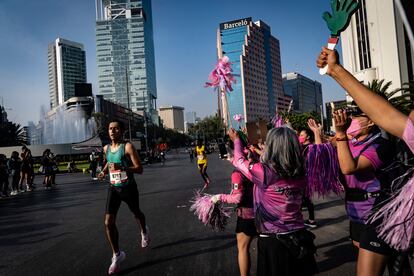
[196,139,211,189]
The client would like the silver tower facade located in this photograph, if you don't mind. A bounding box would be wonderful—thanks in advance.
[48,38,87,109]
[95,0,157,122]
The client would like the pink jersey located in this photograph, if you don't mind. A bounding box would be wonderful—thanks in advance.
[403,118,414,154]
[219,171,254,219]
[232,138,305,234]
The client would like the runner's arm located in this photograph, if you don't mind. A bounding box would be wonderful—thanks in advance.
[97,146,108,180]
[125,142,143,174]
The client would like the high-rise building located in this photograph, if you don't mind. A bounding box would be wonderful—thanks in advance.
[217,18,288,127]
[158,106,185,132]
[282,72,323,115]
[185,111,197,124]
[95,0,157,123]
[340,0,414,103]
[48,38,87,109]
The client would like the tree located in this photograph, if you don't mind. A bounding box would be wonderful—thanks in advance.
[0,122,27,146]
[279,111,320,130]
[188,114,225,142]
[91,112,109,141]
[366,79,414,115]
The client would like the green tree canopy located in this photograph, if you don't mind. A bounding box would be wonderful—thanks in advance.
[188,114,225,142]
[279,111,321,131]
[0,122,27,147]
[365,79,414,115]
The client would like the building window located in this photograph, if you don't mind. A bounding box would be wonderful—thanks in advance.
[355,0,372,70]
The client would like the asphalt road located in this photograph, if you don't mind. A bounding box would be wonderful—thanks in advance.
[1,150,401,276]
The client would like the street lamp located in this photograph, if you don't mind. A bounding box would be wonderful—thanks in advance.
[142,94,149,151]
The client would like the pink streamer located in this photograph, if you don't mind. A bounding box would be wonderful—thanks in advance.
[205,56,236,93]
[305,143,344,197]
[233,114,243,122]
[271,113,284,128]
[370,171,414,251]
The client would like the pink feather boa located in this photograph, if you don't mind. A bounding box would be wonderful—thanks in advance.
[369,171,414,251]
[205,56,236,93]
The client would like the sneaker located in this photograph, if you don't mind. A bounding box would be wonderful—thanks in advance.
[108,251,126,275]
[304,220,317,228]
[141,226,150,248]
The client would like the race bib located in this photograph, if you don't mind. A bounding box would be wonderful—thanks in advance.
[109,170,128,185]
[197,155,204,160]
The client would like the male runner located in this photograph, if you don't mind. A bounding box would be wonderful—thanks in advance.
[98,119,149,275]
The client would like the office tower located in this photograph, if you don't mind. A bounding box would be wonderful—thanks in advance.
[217,18,288,127]
[48,38,87,109]
[158,106,185,132]
[282,72,323,115]
[96,0,157,123]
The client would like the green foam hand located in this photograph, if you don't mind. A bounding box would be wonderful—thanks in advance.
[322,0,359,37]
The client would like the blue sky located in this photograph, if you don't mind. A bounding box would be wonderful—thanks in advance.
[0,0,346,126]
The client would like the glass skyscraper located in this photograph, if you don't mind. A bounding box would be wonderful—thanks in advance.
[48,38,87,109]
[217,18,287,127]
[95,0,157,122]
[282,72,323,115]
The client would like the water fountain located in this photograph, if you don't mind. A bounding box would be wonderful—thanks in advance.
[29,98,96,145]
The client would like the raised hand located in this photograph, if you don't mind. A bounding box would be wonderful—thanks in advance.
[227,128,239,142]
[307,119,323,134]
[308,118,324,144]
[333,109,351,135]
[322,0,359,37]
[210,194,221,204]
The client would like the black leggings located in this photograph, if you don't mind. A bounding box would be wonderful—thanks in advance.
[302,196,315,221]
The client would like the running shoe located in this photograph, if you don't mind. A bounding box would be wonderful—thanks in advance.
[141,226,150,248]
[304,220,317,228]
[108,251,125,275]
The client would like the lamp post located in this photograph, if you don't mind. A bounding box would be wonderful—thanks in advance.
[142,93,149,151]
[319,104,324,131]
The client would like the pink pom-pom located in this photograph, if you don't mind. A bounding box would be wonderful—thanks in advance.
[369,172,414,251]
[189,190,231,231]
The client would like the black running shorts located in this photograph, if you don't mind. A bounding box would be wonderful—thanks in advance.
[235,217,258,237]
[349,221,395,255]
[105,184,141,215]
